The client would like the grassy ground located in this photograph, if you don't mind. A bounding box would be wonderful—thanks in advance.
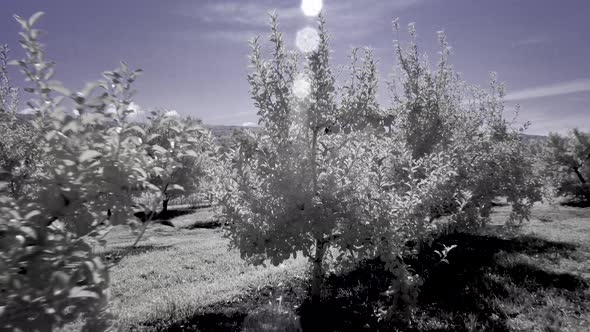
[97,207,308,331]
[99,203,589,331]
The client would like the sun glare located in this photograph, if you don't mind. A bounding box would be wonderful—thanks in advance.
[301,0,323,17]
[293,73,311,100]
[296,27,320,53]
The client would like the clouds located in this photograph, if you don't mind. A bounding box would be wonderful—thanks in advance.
[504,80,590,134]
[175,0,426,44]
[512,35,549,47]
[525,112,590,135]
[164,110,179,117]
[504,79,590,102]
[203,30,259,43]
[197,2,302,27]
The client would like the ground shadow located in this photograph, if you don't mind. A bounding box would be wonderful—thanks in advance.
[132,310,246,332]
[184,220,221,229]
[134,208,197,222]
[100,244,173,265]
[560,199,590,208]
[138,233,588,331]
[298,233,587,331]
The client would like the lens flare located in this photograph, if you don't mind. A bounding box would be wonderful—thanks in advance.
[301,0,323,17]
[296,27,320,53]
[293,74,311,100]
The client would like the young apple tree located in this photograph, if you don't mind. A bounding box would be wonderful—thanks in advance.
[217,14,542,314]
[388,21,542,228]
[0,13,160,331]
[0,45,19,114]
[217,14,457,308]
[0,45,42,200]
[543,129,590,202]
[143,110,215,213]
[217,14,356,304]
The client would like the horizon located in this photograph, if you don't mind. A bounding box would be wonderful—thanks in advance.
[1,0,589,135]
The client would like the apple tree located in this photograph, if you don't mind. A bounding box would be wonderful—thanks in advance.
[142,110,215,213]
[0,13,161,331]
[543,129,590,202]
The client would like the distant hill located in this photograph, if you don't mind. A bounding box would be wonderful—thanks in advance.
[521,133,549,144]
[206,126,549,143]
[206,125,258,140]
[10,113,549,145]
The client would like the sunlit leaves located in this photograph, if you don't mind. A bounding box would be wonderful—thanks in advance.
[78,150,102,163]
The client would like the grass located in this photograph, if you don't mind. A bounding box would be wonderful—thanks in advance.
[95,207,308,331]
[92,202,589,331]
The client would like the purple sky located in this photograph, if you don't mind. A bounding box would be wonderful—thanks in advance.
[1,0,589,135]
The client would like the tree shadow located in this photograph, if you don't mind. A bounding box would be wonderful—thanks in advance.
[168,311,245,332]
[134,208,196,222]
[144,284,305,332]
[184,220,221,229]
[100,244,173,264]
[144,233,588,331]
[299,233,588,331]
[560,199,590,208]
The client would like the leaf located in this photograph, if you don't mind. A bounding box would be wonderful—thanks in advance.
[132,167,147,179]
[147,133,160,143]
[13,14,28,30]
[170,184,185,191]
[28,12,45,27]
[24,210,42,220]
[152,166,165,174]
[151,145,167,155]
[52,271,70,286]
[62,121,81,134]
[80,81,102,97]
[79,150,102,163]
[68,287,99,299]
[124,126,146,136]
[7,59,25,67]
[144,182,161,192]
[183,149,199,157]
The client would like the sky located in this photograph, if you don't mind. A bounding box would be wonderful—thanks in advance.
[0,0,589,135]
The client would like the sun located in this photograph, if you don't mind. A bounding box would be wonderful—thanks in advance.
[301,0,323,17]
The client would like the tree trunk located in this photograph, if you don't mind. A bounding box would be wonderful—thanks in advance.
[573,166,587,184]
[310,238,327,306]
[162,198,169,213]
[572,167,590,201]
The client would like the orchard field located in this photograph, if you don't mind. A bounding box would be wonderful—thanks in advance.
[69,201,589,331]
[2,6,590,332]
